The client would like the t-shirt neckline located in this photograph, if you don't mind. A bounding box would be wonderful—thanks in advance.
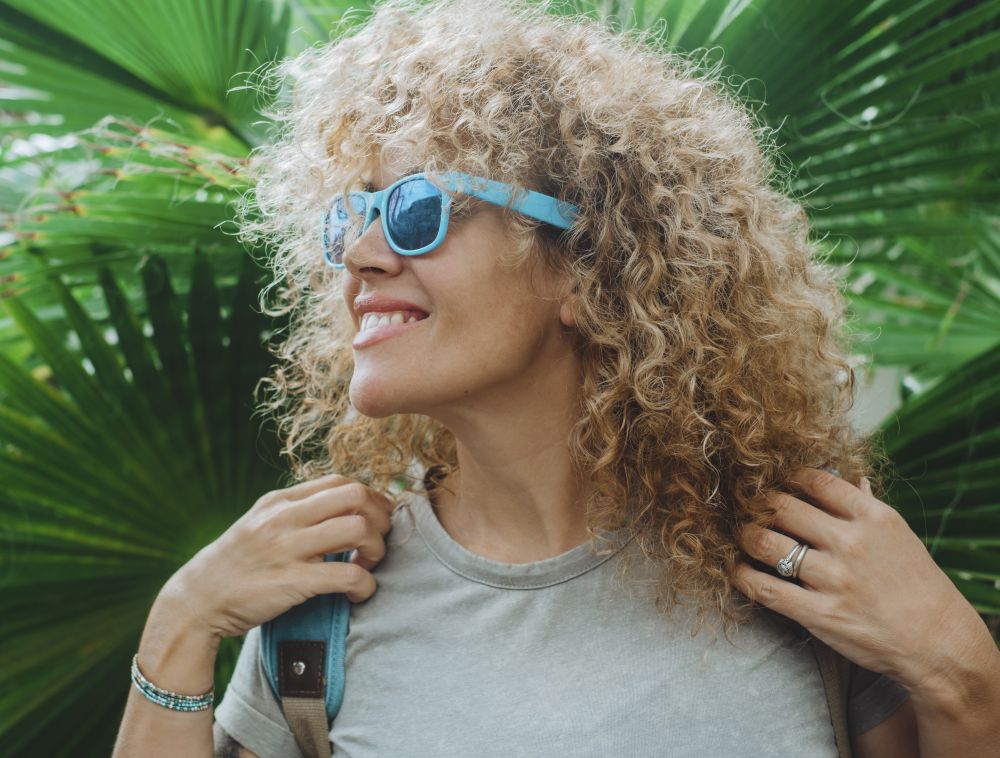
[399,488,634,590]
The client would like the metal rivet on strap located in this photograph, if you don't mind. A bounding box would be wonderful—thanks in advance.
[292,661,306,676]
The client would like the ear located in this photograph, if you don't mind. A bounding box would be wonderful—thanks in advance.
[558,281,580,329]
[559,300,576,328]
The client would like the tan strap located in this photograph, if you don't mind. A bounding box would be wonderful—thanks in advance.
[809,636,853,758]
[277,640,332,758]
[281,695,332,758]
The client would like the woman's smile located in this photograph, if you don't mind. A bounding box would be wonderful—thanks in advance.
[352,311,431,349]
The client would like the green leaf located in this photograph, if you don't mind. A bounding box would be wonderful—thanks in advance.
[0,0,292,144]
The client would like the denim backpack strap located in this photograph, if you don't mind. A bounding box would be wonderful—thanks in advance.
[260,551,353,758]
[807,635,854,758]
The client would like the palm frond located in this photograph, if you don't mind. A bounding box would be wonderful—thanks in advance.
[0,0,291,145]
[0,254,284,756]
[878,338,1000,612]
[0,119,251,358]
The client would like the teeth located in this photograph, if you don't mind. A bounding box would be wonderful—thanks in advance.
[360,310,425,332]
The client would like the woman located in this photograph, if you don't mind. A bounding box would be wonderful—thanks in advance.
[111,1,1000,756]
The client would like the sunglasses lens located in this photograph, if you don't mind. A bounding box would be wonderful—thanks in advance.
[323,194,367,267]
[387,179,443,252]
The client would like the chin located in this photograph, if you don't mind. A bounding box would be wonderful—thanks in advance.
[348,385,400,419]
[348,374,418,419]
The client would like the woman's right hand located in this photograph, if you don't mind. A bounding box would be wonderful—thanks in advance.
[161,473,397,641]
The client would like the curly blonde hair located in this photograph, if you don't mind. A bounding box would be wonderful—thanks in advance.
[239,0,882,637]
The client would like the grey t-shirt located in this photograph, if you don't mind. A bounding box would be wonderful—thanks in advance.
[214,488,909,757]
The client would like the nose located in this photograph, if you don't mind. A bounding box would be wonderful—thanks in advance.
[341,209,404,277]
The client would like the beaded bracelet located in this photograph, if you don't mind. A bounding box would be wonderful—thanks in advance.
[130,653,214,712]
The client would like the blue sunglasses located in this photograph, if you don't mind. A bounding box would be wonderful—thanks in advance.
[322,171,578,268]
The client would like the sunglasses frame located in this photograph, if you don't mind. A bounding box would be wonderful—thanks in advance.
[323,171,578,269]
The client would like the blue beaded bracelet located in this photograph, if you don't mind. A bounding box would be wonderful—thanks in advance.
[130,653,214,712]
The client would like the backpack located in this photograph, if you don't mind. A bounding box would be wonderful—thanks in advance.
[260,550,855,758]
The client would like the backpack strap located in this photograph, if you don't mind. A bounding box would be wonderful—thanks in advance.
[807,635,854,758]
[260,551,353,758]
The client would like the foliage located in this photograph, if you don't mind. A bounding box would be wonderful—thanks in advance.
[0,0,998,755]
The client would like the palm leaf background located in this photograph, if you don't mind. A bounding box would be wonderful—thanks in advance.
[0,252,285,755]
[0,0,998,755]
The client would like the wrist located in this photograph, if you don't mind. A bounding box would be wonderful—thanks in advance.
[904,610,1000,720]
[135,583,223,696]
[157,562,226,642]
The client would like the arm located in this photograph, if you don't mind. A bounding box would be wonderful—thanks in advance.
[111,583,221,758]
[852,623,1000,758]
[111,475,392,758]
[904,616,1000,758]
[733,469,1000,758]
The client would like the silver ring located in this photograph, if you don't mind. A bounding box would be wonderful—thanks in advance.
[790,544,809,579]
[776,543,805,578]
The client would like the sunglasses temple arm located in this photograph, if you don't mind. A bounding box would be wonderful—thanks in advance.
[440,173,577,229]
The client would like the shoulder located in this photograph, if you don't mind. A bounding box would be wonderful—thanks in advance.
[213,720,263,758]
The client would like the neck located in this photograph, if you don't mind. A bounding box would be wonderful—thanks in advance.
[426,358,592,563]
[430,454,592,564]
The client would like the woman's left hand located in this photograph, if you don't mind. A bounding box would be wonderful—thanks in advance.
[733,467,991,691]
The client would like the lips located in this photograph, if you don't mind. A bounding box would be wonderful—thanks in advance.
[354,295,430,319]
